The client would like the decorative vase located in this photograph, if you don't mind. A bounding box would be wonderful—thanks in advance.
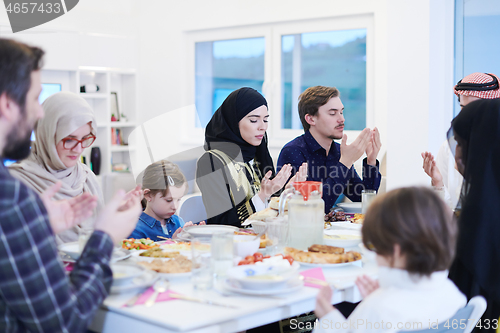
[90,147,101,175]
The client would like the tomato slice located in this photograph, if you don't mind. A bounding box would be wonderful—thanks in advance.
[283,255,294,265]
[244,255,255,263]
[253,253,263,261]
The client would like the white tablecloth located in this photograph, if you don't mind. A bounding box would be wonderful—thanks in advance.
[89,251,377,333]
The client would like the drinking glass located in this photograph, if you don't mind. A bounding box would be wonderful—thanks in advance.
[361,189,377,214]
[265,216,288,255]
[211,232,233,278]
[191,237,213,290]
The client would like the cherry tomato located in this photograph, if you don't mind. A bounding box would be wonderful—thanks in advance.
[263,255,271,259]
[253,253,263,261]
[238,259,251,265]
[283,255,294,265]
[245,255,255,263]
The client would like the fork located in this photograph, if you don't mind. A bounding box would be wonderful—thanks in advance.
[145,279,169,307]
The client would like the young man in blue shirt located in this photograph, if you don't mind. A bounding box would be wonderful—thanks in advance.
[277,86,382,213]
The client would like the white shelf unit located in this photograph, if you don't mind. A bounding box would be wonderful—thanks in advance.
[41,67,138,179]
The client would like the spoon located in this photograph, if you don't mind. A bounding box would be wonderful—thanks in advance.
[145,278,169,307]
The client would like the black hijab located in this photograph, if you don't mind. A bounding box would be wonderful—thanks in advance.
[204,87,275,177]
[449,98,500,301]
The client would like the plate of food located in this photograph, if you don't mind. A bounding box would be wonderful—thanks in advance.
[137,256,192,279]
[284,245,362,268]
[121,238,160,251]
[58,242,131,262]
[111,263,146,286]
[226,264,298,290]
[182,224,238,238]
[131,248,187,261]
[222,276,303,295]
[160,241,192,251]
[110,270,159,294]
[324,229,362,248]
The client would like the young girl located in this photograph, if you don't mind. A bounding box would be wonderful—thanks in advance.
[315,187,466,333]
[129,160,204,241]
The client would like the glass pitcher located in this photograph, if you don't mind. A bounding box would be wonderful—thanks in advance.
[279,181,325,250]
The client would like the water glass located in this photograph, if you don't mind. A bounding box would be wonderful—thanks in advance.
[211,232,234,278]
[265,217,288,255]
[361,189,377,214]
[191,237,213,290]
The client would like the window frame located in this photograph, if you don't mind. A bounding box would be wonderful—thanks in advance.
[182,14,374,149]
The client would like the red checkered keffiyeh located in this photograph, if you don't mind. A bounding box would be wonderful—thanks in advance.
[454,72,500,99]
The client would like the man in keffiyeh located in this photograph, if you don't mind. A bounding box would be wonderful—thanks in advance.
[421,72,500,209]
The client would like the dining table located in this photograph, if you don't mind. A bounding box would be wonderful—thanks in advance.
[88,247,378,333]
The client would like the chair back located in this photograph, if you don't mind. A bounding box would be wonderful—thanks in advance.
[398,295,486,333]
[177,194,207,224]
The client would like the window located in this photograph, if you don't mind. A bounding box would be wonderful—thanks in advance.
[281,29,367,130]
[195,37,265,127]
[186,16,373,146]
[455,0,500,116]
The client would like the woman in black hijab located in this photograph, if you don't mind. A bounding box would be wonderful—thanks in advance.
[196,87,295,227]
[448,98,500,331]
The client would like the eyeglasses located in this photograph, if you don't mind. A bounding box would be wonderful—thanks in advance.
[61,134,96,150]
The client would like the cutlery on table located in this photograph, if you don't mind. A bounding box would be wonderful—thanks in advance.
[157,236,181,243]
[145,279,169,307]
[125,291,144,307]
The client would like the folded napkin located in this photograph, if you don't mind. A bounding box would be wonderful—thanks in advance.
[300,267,326,289]
[133,287,182,305]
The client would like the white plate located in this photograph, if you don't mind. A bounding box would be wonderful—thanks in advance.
[326,222,362,231]
[157,271,192,279]
[111,263,146,286]
[336,202,362,213]
[110,270,158,294]
[323,229,362,248]
[58,242,130,262]
[223,276,304,295]
[183,225,238,238]
[130,250,191,262]
[297,259,362,268]
[227,264,298,290]
[112,249,132,263]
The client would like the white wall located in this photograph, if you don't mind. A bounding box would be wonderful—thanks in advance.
[0,0,455,190]
[0,0,138,69]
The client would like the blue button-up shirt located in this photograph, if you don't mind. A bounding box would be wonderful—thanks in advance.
[277,130,381,213]
[129,212,185,241]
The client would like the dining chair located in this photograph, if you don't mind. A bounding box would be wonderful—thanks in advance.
[399,295,486,333]
[177,193,207,224]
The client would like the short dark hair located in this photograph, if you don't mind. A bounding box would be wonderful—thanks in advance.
[362,187,457,276]
[0,39,44,110]
[298,86,340,131]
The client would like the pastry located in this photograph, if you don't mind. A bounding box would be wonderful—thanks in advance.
[247,207,278,221]
[284,247,361,264]
[308,244,344,254]
[269,197,288,211]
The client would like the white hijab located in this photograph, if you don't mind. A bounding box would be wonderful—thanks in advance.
[9,92,104,244]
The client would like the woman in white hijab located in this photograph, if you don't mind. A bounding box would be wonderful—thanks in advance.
[9,91,103,244]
